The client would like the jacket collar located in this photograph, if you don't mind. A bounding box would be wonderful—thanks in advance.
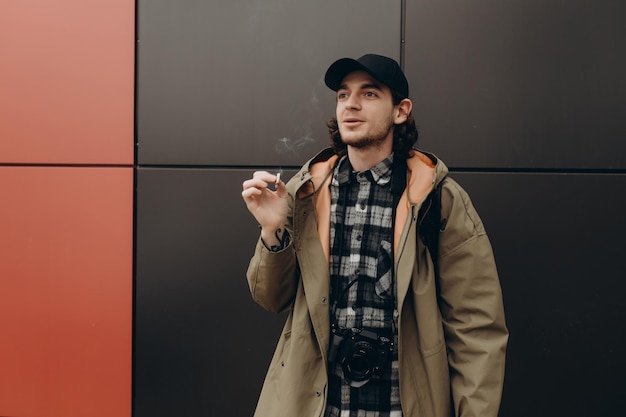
[288,147,447,261]
[291,147,447,202]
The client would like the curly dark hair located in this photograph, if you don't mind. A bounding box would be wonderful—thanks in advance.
[327,90,418,159]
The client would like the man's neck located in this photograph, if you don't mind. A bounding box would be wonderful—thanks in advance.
[346,144,393,172]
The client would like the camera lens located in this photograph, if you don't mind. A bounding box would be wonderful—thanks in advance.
[349,355,369,373]
[343,340,377,382]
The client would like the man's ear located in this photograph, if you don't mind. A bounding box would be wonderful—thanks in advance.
[394,98,413,124]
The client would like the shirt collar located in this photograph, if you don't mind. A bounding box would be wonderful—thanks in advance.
[334,153,394,186]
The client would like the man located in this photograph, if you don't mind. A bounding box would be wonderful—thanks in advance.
[242,53,508,417]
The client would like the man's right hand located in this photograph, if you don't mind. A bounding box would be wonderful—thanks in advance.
[241,171,288,247]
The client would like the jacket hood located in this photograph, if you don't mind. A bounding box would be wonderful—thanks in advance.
[286,147,448,261]
[288,147,448,204]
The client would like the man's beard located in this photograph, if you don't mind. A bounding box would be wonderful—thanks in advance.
[341,124,394,150]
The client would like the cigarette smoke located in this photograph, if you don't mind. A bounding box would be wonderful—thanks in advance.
[275,132,316,155]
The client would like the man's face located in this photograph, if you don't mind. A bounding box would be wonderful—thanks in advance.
[335,70,397,150]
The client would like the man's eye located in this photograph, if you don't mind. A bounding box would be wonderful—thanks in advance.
[365,91,377,97]
[337,92,348,99]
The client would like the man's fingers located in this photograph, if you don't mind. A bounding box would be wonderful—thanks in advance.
[243,171,284,195]
[241,186,262,200]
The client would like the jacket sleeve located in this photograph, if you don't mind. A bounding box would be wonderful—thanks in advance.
[246,237,299,313]
[436,179,508,417]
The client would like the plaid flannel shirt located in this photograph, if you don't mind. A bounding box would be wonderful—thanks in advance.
[324,154,402,417]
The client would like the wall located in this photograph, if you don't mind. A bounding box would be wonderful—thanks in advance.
[1,1,624,416]
[0,1,134,416]
[134,1,401,414]
[135,1,626,416]
[405,3,626,415]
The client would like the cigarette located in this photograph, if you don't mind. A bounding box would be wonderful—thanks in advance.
[275,172,281,186]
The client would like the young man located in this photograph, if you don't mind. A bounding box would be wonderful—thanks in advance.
[241,54,508,417]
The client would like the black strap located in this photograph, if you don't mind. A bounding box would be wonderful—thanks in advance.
[389,155,407,243]
[417,176,447,273]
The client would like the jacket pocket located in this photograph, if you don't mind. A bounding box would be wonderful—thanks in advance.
[265,327,325,413]
[411,267,446,357]
[420,336,445,358]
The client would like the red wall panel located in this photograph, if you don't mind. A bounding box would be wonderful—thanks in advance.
[0,0,134,164]
[0,0,134,416]
[0,167,133,417]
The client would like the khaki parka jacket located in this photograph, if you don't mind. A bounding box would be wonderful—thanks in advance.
[247,148,508,417]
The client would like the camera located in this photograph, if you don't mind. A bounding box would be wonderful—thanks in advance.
[328,326,394,387]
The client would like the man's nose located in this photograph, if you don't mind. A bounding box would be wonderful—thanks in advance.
[344,95,361,110]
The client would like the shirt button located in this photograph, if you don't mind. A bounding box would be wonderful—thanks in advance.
[315,391,321,397]
[321,297,327,304]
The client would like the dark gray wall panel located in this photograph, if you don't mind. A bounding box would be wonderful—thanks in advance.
[451,171,626,417]
[136,1,626,416]
[134,167,296,416]
[135,166,626,416]
[137,0,402,166]
[405,0,626,169]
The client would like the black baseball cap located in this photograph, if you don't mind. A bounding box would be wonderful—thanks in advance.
[324,53,409,99]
